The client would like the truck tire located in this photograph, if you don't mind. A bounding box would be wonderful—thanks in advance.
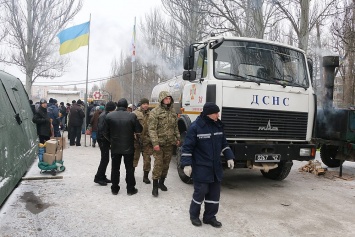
[260,161,293,180]
[176,115,193,184]
[320,144,340,168]
[176,146,193,184]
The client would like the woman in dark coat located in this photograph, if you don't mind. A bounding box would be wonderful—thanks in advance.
[32,99,52,144]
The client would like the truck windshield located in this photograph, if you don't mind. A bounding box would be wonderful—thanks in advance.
[213,40,309,88]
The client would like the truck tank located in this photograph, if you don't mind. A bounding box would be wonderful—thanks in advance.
[150,76,187,113]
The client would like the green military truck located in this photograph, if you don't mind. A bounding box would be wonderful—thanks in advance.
[0,70,38,206]
[315,56,355,172]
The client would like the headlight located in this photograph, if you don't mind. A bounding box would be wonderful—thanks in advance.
[300,148,311,156]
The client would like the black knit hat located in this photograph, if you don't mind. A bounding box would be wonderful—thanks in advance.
[77,99,83,105]
[39,99,47,104]
[105,101,116,112]
[140,98,149,105]
[202,102,220,115]
[49,98,54,104]
[117,98,128,108]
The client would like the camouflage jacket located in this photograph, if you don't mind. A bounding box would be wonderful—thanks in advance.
[133,106,151,144]
[148,91,180,147]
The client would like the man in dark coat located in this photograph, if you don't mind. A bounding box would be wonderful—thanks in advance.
[94,101,116,186]
[68,100,85,146]
[104,98,142,195]
[180,102,235,228]
[32,99,52,144]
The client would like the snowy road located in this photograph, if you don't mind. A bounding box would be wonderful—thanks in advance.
[1,135,355,237]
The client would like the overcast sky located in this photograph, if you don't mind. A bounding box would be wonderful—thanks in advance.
[0,0,162,88]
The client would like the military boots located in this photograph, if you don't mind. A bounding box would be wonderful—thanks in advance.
[159,177,168,191]
[152,179,159,197]
[143,171,151,184]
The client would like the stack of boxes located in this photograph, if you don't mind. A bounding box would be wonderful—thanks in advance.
[43,138,65,164]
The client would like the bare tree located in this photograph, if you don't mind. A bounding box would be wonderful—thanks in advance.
[162,0,209,44]
[1,0,82,98]
[202,0,280,39]
[274,0,337,52]
[331,1,355,107]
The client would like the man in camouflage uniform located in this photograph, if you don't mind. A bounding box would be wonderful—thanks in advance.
[133,98,153,184]
[148,91,180,197]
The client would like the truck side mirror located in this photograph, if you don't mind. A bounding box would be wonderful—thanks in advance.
[183,70,196,81]
[183,45,195,70]
[307,58,313,84]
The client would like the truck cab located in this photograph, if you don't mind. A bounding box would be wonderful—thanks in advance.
[152,36,317,182]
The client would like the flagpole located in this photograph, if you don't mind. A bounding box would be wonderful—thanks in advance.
[84,14,91,147]
[131,17,136,105]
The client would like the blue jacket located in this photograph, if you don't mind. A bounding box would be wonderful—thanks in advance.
[180,115,235,183]
[47,104,60,125]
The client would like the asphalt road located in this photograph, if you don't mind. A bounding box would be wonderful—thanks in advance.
[1,135,354,237]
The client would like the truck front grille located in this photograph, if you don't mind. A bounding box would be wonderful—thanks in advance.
[221,107,308,140]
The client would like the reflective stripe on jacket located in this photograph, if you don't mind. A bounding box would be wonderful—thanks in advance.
[181,115,234,183]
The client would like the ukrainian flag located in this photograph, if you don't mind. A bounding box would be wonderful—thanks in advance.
[57,22,90,55]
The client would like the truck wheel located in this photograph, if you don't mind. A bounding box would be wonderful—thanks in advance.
[261,161,293,180]
[320,145,340,168]
[176,147,193,184]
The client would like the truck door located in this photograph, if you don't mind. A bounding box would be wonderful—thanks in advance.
[182,46,207,119]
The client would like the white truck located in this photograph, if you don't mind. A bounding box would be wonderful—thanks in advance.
[151,36,316,182]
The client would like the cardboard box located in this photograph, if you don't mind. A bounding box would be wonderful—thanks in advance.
[43,150,63,164]
[45,140,59,154]
[50,137,66,149]
[43,153,55,164]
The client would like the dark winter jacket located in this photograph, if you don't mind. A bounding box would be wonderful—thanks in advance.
[32,106,51,137]
[59,105,67,117]
[30,104,36,115]
[104,107,142,154]
[180,114,235,183]
[69,103,85,127]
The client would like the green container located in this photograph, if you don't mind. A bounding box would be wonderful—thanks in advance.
[0,71,38,206]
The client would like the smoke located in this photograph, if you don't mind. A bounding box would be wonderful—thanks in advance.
[136,41,184,81]
[316,108,347,139]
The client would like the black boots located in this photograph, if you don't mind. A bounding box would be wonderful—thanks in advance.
[152,177,167,196]
[152,179,159,197]
[143,171,151,184]
[159,177,168,191]
[127,188,138,196]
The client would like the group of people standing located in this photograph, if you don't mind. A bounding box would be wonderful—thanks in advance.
[94,91,235,228]
[94,91,180,197]
[31,98,86,146]
[31,90,236,228]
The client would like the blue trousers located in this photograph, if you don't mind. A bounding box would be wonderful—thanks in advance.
[189,180,221,221]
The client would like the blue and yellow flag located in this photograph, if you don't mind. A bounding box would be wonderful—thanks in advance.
[57,22,90,55]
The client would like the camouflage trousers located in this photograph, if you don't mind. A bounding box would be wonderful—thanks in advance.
[152,145,174,180]
[133,140,153,172]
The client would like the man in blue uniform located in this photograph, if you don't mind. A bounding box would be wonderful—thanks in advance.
[180,102,235,228]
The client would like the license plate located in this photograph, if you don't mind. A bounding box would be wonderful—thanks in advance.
[255,154,281,162]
